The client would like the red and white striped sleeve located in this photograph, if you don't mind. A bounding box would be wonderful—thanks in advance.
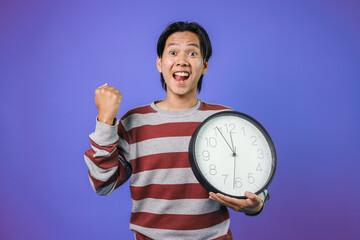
[84,118,132,196]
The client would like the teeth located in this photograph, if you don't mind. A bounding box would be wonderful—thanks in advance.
[174,72,189,77]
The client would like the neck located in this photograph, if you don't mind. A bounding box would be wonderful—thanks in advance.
[157,93,198,111]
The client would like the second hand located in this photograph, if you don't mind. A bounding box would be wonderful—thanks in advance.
[233,146,236,189]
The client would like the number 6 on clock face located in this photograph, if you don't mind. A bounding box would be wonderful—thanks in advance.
[188,111,277,199]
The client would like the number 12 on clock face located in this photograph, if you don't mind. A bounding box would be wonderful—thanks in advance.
[189,111,277,199]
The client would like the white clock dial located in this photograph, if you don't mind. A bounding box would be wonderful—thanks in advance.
[189,111,276,198]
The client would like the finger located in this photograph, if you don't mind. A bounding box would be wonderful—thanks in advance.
[245,191,257,200]
[209,193,238,209]
[209,192,231,205]
[244,192,262,205]
[97,84,108,91]
[106,86,115,91]
[216,192,261,209]
[210,193,242,208]
[215,193,245,205]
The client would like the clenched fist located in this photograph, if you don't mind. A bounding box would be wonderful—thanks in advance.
[95,83,122,125]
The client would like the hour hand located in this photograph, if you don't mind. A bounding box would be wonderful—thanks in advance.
[216,126,235,154]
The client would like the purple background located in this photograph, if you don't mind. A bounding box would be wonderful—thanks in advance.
[1,0,359,239]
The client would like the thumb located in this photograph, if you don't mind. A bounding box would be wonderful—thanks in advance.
[245,191,257,200]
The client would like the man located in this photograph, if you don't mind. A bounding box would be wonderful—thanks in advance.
[84,21,269,240]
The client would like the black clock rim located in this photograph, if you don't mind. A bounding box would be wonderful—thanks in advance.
[188,110,277,199]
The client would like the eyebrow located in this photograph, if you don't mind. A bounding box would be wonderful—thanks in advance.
[167,43,200,49]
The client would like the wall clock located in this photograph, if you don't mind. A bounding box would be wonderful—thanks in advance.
[189,111,276,198]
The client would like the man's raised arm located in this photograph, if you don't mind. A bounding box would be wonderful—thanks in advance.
[84,84,131,196]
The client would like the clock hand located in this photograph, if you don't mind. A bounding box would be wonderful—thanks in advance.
[216,126,235,154]
[233,146,236,189]
[230,132,236,157]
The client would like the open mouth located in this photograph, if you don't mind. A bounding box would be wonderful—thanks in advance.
[173,71,190,83]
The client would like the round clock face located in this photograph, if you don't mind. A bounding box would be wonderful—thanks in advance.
[189,111,276,199]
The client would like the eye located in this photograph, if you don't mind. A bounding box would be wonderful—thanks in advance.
[170,51,176,55]
[189,52,197,56]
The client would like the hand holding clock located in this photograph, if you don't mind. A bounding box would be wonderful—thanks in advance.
[211,129,263,214]
[209,191,263,214]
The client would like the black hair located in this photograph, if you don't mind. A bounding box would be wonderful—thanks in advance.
[156,21,212,93]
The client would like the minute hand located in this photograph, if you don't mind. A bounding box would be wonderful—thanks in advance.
[230,132,236,156]
[216,127,235,153]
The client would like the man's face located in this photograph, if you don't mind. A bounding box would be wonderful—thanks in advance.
[157,31,208,98]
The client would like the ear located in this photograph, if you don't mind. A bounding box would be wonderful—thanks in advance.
[202,61,209,75]
[156,57,162,73]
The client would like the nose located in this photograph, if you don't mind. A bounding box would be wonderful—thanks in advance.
[176,53,189,67]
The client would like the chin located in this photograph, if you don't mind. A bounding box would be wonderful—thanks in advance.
[171,89,197,97]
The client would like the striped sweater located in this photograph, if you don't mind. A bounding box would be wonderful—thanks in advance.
[84,100,266,239]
